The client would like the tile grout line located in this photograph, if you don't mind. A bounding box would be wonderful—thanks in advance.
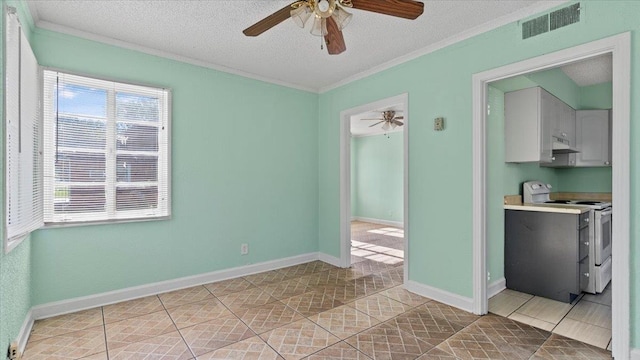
[158,293,198,360]
[101,306,110,360]
[548,293,589,335]
[203,276,298,359]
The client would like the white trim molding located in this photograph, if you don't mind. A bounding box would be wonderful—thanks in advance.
[487,278,506,299]
[31,252,318,320]
[351,217,404,229]
[404,280,473,313]
[318,252,342,268]
[472,32,631,360]
[340,93,409,284]
[16,309,34,354]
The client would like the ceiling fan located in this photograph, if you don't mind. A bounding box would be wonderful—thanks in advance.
[362,110,404,130]
[243,0,424,55]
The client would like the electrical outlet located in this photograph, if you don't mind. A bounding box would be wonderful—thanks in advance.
[8,341,18,360]
[240,243,249,255]
[487,272,491,281]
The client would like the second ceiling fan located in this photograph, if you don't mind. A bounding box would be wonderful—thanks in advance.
[243,0,424,55]
[362,110,404,131]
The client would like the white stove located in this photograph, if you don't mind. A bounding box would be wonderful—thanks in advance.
[522,181,612,294]
[522,181,611,210]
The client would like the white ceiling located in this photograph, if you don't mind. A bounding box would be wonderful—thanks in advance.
[560,53,612,86]
[26,0,565,92]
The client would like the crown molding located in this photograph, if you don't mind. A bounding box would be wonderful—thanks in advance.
[318,0,567,93]
[28,1,566,94]
[32,20,318,94]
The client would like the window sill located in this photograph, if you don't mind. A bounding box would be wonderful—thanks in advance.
[5,232,30,254]
[43,214,172,230]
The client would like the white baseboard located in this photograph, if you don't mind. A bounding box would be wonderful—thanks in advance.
[404,280,473,313]
[487,277,506,298]
[352,216,403,229]
[318,252,342,268]
[630,348,640,360]
[16,309,34,354]
[31,252,318,320]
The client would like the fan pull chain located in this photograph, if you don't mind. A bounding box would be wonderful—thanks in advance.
[320,32,323,50]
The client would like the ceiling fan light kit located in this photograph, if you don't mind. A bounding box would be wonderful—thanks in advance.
[362,110,405,131]
[243,0,424,55]
[292,0,353,36]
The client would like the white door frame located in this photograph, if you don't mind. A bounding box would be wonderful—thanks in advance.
[472,32,630,359]
[340,93,409,283]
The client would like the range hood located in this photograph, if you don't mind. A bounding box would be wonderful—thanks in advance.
[552,136,580,154]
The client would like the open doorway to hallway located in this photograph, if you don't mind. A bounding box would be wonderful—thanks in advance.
[348,102,405,271]
[339,93,408,281]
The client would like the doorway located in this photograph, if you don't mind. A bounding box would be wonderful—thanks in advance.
[339,93,409,284]
[472,33,630,359]
[487,53,613,350]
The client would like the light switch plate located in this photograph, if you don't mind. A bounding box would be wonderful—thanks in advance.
[434,117,445,131]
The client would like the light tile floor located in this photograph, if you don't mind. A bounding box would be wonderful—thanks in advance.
[20,221,611,359]
[489,283,612,350]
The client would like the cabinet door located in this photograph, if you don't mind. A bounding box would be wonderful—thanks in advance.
[562,103,576,146]
[575,110,611,166]
[539,90,554,163]
[549,94,576,146]
[505,87,547,163]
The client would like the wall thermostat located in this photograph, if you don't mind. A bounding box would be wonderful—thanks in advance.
[434,117,445,131]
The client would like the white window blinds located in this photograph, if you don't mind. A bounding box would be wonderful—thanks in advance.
[43,70,170,224]
[4,8,43,250]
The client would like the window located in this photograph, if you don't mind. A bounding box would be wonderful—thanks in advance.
[4,8,42,251]
[43,70,170,224]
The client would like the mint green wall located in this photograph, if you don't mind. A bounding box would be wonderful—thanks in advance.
[351,133,403,223]
[29,28,319,305]
[556,167,613,192]
[318,1,639,346]
[526,68,581,109]
[0,0,34,352]
[580,82,613,109]
[489,75,537,93]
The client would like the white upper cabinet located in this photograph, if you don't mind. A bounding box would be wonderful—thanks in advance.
[575,110,612,167]
[554,100,576,147]
[504,87,554,163]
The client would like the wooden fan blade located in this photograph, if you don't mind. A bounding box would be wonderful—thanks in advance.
[324,16,347,54]
[369,121,384,127]
[393,120,404,126]
[350,0,424,20]
[394,116,404,120]
[243,3,296,36]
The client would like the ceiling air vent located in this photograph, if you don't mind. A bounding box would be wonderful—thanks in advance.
[522,14,549,39]
[521,3,580,40]
[550,3,580,31]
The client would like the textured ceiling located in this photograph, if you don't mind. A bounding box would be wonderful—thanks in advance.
[26,0,564,92]
[561,53,612,87]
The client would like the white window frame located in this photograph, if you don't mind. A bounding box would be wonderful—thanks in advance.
[42,69,171,226]
[4,6,43,253]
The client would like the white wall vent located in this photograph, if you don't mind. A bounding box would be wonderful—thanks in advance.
[522,14,549,39]
[522,3,580,40]
[550,3,581,31]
